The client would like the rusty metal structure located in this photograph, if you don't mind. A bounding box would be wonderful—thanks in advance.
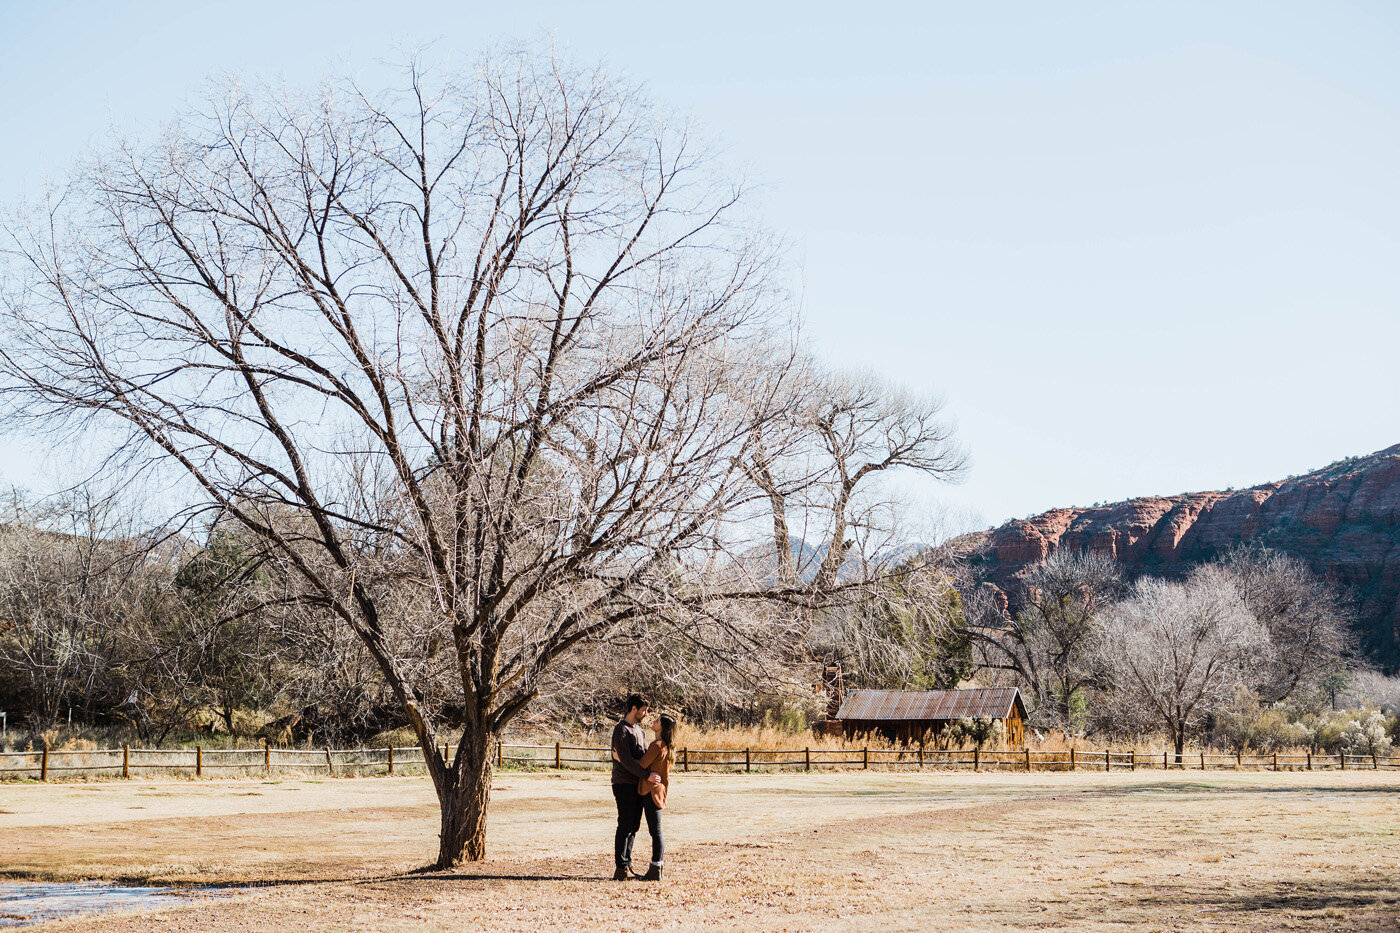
[833,687,1026,745]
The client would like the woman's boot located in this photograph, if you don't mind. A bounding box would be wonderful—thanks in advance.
[639,863,662,881]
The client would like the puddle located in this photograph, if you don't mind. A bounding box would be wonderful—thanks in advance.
[0,882,213,926]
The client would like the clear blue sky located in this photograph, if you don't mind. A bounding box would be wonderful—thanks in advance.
[2,0,1397,531]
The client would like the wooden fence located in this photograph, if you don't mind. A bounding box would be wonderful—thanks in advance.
[3,743,1398,781]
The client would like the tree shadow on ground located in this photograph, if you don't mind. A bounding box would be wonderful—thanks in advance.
[400,872,590,883]
[1082,779,1400,798]
[384,858,599,885]
[1110,874,1400,916]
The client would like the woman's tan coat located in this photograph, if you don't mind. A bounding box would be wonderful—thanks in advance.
[636,740,671,809]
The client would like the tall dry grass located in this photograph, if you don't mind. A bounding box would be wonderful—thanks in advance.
[518,722,1235,756]
[6,720,1332,762]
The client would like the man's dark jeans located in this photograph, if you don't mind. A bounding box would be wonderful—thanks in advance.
[613,784,663,868]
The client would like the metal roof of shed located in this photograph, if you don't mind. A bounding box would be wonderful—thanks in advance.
[836,687,1023,721]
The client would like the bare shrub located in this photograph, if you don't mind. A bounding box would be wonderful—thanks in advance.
[1336,670,1400,713]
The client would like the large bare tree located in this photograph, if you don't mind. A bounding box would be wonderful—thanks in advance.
[1193,548,1353,704]
[1098,576,1266,762]
[0,51,805,866]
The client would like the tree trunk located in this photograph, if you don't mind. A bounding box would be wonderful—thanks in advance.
[750,454,796,587]
[1057,679,1074,729]
[430,723,495,868]
[814,480,852,591]
[1174,726,1185,765]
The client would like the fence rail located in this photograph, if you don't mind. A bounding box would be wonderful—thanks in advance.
[3,742,1396,781]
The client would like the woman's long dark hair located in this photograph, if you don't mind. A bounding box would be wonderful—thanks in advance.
[659,714,677,763]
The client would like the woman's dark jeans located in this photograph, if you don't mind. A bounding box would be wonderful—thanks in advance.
[642,795,664,865]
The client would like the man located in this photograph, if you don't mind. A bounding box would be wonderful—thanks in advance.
[610,693,651,880]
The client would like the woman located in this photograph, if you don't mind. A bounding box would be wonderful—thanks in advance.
[634,713,675,880]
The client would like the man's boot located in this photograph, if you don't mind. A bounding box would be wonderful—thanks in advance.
[639,864,662,881]
[612,864,630,881]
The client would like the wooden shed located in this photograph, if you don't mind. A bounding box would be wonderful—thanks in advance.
[833,687,1026,746]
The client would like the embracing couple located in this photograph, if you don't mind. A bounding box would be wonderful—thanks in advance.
[609,693,675,881]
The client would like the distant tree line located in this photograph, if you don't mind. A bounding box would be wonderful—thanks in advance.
[0,488,397,744]
[0,479,1391,775]
[963,547,1385,761]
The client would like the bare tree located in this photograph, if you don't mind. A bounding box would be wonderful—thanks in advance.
[0,487,168,730]
[1337,670,1400,714]
[1193,548,1353,704]
[804,375,964,590]
[1098,576,1266,762]
[1,51,807,866]
[172,526,292,735]
[733,369,967,712]
[746,370,964,587]
[966,550,1122,729]
[539,596,817,729]
[808,556,972,692]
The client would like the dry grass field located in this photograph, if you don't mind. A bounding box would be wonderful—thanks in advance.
[2,769,1398,931]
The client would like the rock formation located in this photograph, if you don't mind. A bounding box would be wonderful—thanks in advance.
[963,444,1400,667]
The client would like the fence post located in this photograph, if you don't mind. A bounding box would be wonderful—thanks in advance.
[1069,748,1075,771]
[388,745,394,776]
[745,747,751,773]
[321,747,332,776]
[683,748,689,773]
[1025,748,1031,772]
[862,747,868,770]
[264,741,271,775]
[1163,751,1168,770]
[40,746,48,781]
[1104,750,1110,772]
[195,746,202,778]
[122,744,130,780]
[1200,751,1205,771]
[495,742,501,768]
[1130,751,1136,772]
[1340,752,1346,770]
[1306,750,1312,771]
[1273,752,1278,771]
[918,745,923,770]
[805,747,811,772]
[1373,753,1379,770]
[973,748,979,772]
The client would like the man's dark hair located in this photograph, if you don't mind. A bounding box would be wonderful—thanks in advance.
[624,693,650,712]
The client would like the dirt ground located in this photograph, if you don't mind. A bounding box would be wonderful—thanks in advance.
[2,769,1398,931]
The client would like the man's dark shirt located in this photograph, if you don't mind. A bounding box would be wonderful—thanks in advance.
[611,718,648,786]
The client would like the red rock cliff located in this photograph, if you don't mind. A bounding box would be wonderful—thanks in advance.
[967,444,1400,666]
